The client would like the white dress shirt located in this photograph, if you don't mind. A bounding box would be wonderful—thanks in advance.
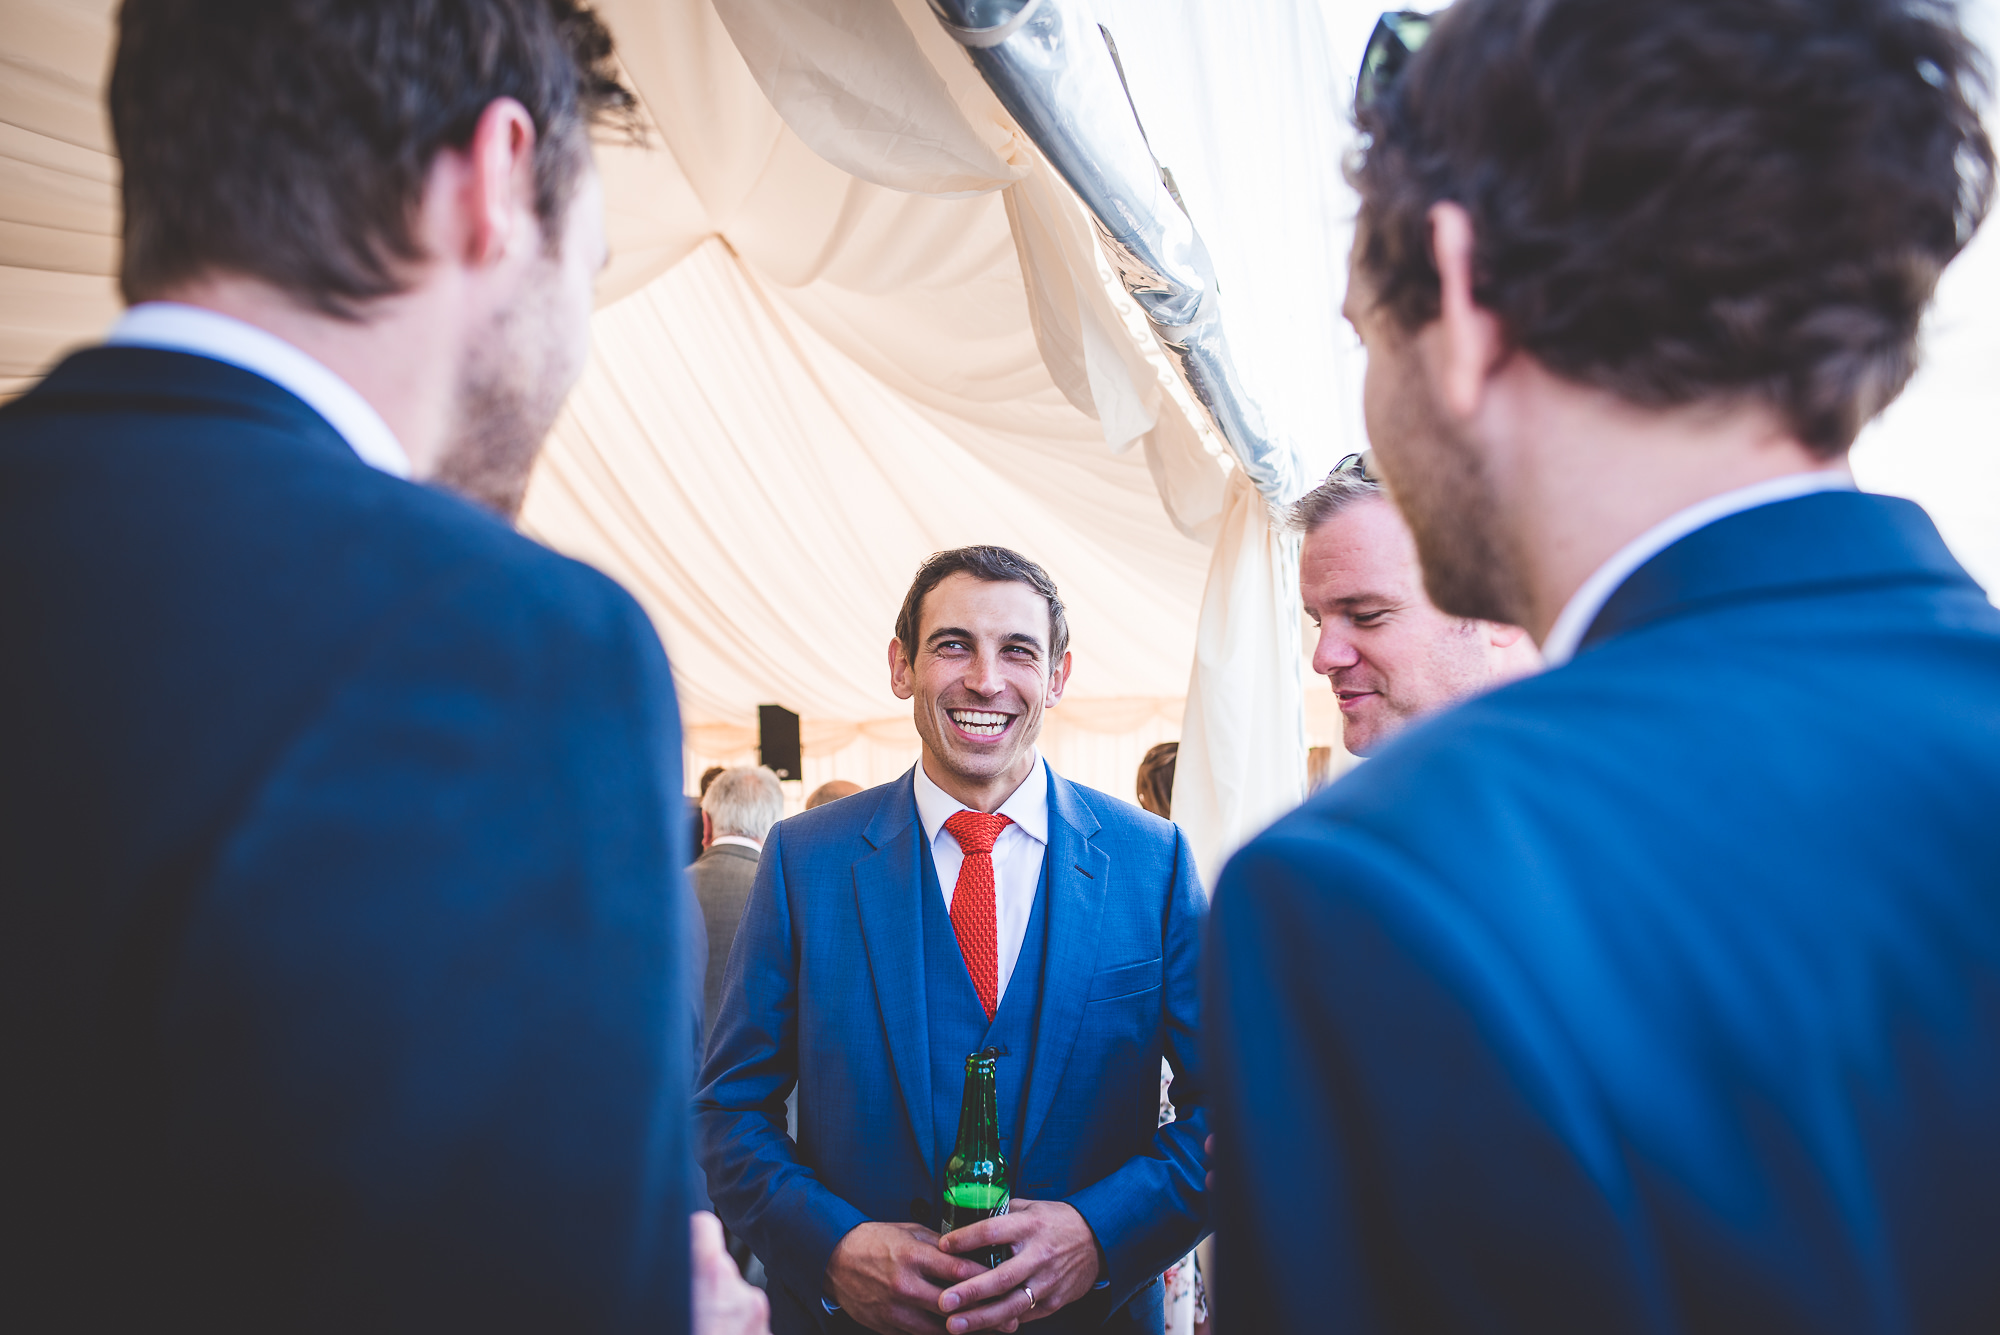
[913,753,1050,1005]
[105,301,411,479]
[1540,468,1857,666]
[708,834,762,853]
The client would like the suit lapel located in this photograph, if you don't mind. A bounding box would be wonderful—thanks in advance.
[1018,769,1108,1165]
[1582,490,1974,655]
[851,770,936,1172]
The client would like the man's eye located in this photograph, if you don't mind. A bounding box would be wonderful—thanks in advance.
[1352,611,1389,626]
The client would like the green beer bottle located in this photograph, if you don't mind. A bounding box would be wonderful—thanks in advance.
[941,1046,1013,1269]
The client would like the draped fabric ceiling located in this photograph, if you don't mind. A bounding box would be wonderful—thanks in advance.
[0,0,1349,854]
[7,0,1995,845]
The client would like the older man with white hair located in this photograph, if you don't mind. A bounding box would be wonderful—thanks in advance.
[692,766,785,1045]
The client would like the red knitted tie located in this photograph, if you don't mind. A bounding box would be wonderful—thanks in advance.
[943,810,1013,1020]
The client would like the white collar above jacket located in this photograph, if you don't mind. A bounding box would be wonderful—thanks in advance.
[912,753,1050,850]
[912,753,1049,1004]
[1541,468,1857,667]
[105,302,411,479]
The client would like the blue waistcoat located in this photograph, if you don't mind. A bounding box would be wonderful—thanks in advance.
[919,833,1050,1215]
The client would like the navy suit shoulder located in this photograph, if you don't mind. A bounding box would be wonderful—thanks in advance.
[1208,491,2000,1333]
[1,348,691,1333]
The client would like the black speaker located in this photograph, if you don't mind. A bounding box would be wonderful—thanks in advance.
[758,704,801,780]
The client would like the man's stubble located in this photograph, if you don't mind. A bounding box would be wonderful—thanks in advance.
[432,249,589,522]
[1369,332,1531,630]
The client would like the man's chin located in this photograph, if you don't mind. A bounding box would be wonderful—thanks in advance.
[1339,709,1389,758]
[431,440,540,520]
[937,744,1024,778]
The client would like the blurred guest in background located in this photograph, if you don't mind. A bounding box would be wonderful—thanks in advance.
[0,2,763,1332]
[692,766,784,1046]
[1129,740,1203,1335]
[1134,742,1177,818]
[1294,452,1537,756]
[806,778,862,809]
[1208,1,2000,1331]
[700,546,1208,1334]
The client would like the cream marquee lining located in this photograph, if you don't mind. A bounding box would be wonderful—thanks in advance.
[7,0,1993,857]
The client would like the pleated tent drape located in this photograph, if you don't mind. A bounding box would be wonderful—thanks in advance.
[543,0,1232,817]
[699,0,1342,875]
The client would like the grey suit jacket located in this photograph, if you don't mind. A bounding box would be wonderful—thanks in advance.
[689,842,760,1046]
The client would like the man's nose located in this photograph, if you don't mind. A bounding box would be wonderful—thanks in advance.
[1313,622,1360,677]
[963,650,1008,698]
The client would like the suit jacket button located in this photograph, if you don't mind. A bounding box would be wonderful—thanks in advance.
[911,1197,933,1225]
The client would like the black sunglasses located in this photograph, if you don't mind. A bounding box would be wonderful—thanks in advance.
[1357,11,1433,112]
[1333,450,1384,484]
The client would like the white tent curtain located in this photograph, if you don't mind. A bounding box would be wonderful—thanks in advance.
[702,0,1356,870]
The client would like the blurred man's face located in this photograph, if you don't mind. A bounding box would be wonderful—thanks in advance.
[1301,496,1501,756]
[1343,238,1526,628]
[889,573,1071,804]
[435,159,606,518]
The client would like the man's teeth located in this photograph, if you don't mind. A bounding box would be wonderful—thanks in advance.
[950,710,1010,736]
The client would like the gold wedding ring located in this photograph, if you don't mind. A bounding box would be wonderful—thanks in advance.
[1023,1285,1037,1310]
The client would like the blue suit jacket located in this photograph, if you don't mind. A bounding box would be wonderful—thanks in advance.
[0,348,694,1332]
[1207,491,2000,1332]
[697,766,1209,1330]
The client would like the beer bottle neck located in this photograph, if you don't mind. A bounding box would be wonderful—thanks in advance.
[952,1054,1000,1157]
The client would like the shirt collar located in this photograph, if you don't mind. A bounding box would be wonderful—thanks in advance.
[709,834,763,852]
[105,302,411,479]
[912,753,1049,848]
[1540,468,1857,667]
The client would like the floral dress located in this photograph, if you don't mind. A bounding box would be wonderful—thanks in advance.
[1159,1059,1209,1334]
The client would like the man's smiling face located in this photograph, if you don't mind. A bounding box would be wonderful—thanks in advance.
[890,572,1070,808]
[1302,495,1493,756]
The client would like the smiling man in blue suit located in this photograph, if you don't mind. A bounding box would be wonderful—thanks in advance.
[699,547,1208,1335]
[1207,1,2000,1331]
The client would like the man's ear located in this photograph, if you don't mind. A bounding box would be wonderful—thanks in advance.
[1044,650,1073,707]
[459,96,539,267]
[1486,621,1527,649]
[888,638,915,701]
[1426,201,1506,420]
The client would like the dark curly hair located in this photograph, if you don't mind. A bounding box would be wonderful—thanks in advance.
[895,546,1070,664]
[1351,0,1994,456]
[113,0,636,317]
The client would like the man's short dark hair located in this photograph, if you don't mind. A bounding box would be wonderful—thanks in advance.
[895,546,1071,664]
[112,0,636,317]
[1352,0,1995,455]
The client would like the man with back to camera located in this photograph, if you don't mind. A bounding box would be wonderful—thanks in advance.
[1207,1,2000,1331]
[0,2,762,1331]
[1294,452,1539,756]
[698,546,1209,1334]
[692,766,786,1047]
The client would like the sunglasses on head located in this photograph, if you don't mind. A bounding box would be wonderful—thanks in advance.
[1333,450,1384,484]
[1357,10,1433,112]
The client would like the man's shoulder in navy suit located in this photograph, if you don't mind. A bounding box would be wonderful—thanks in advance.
[1210,491,2000,1329]
[3,344,640,614]
[1,345,693,1331]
